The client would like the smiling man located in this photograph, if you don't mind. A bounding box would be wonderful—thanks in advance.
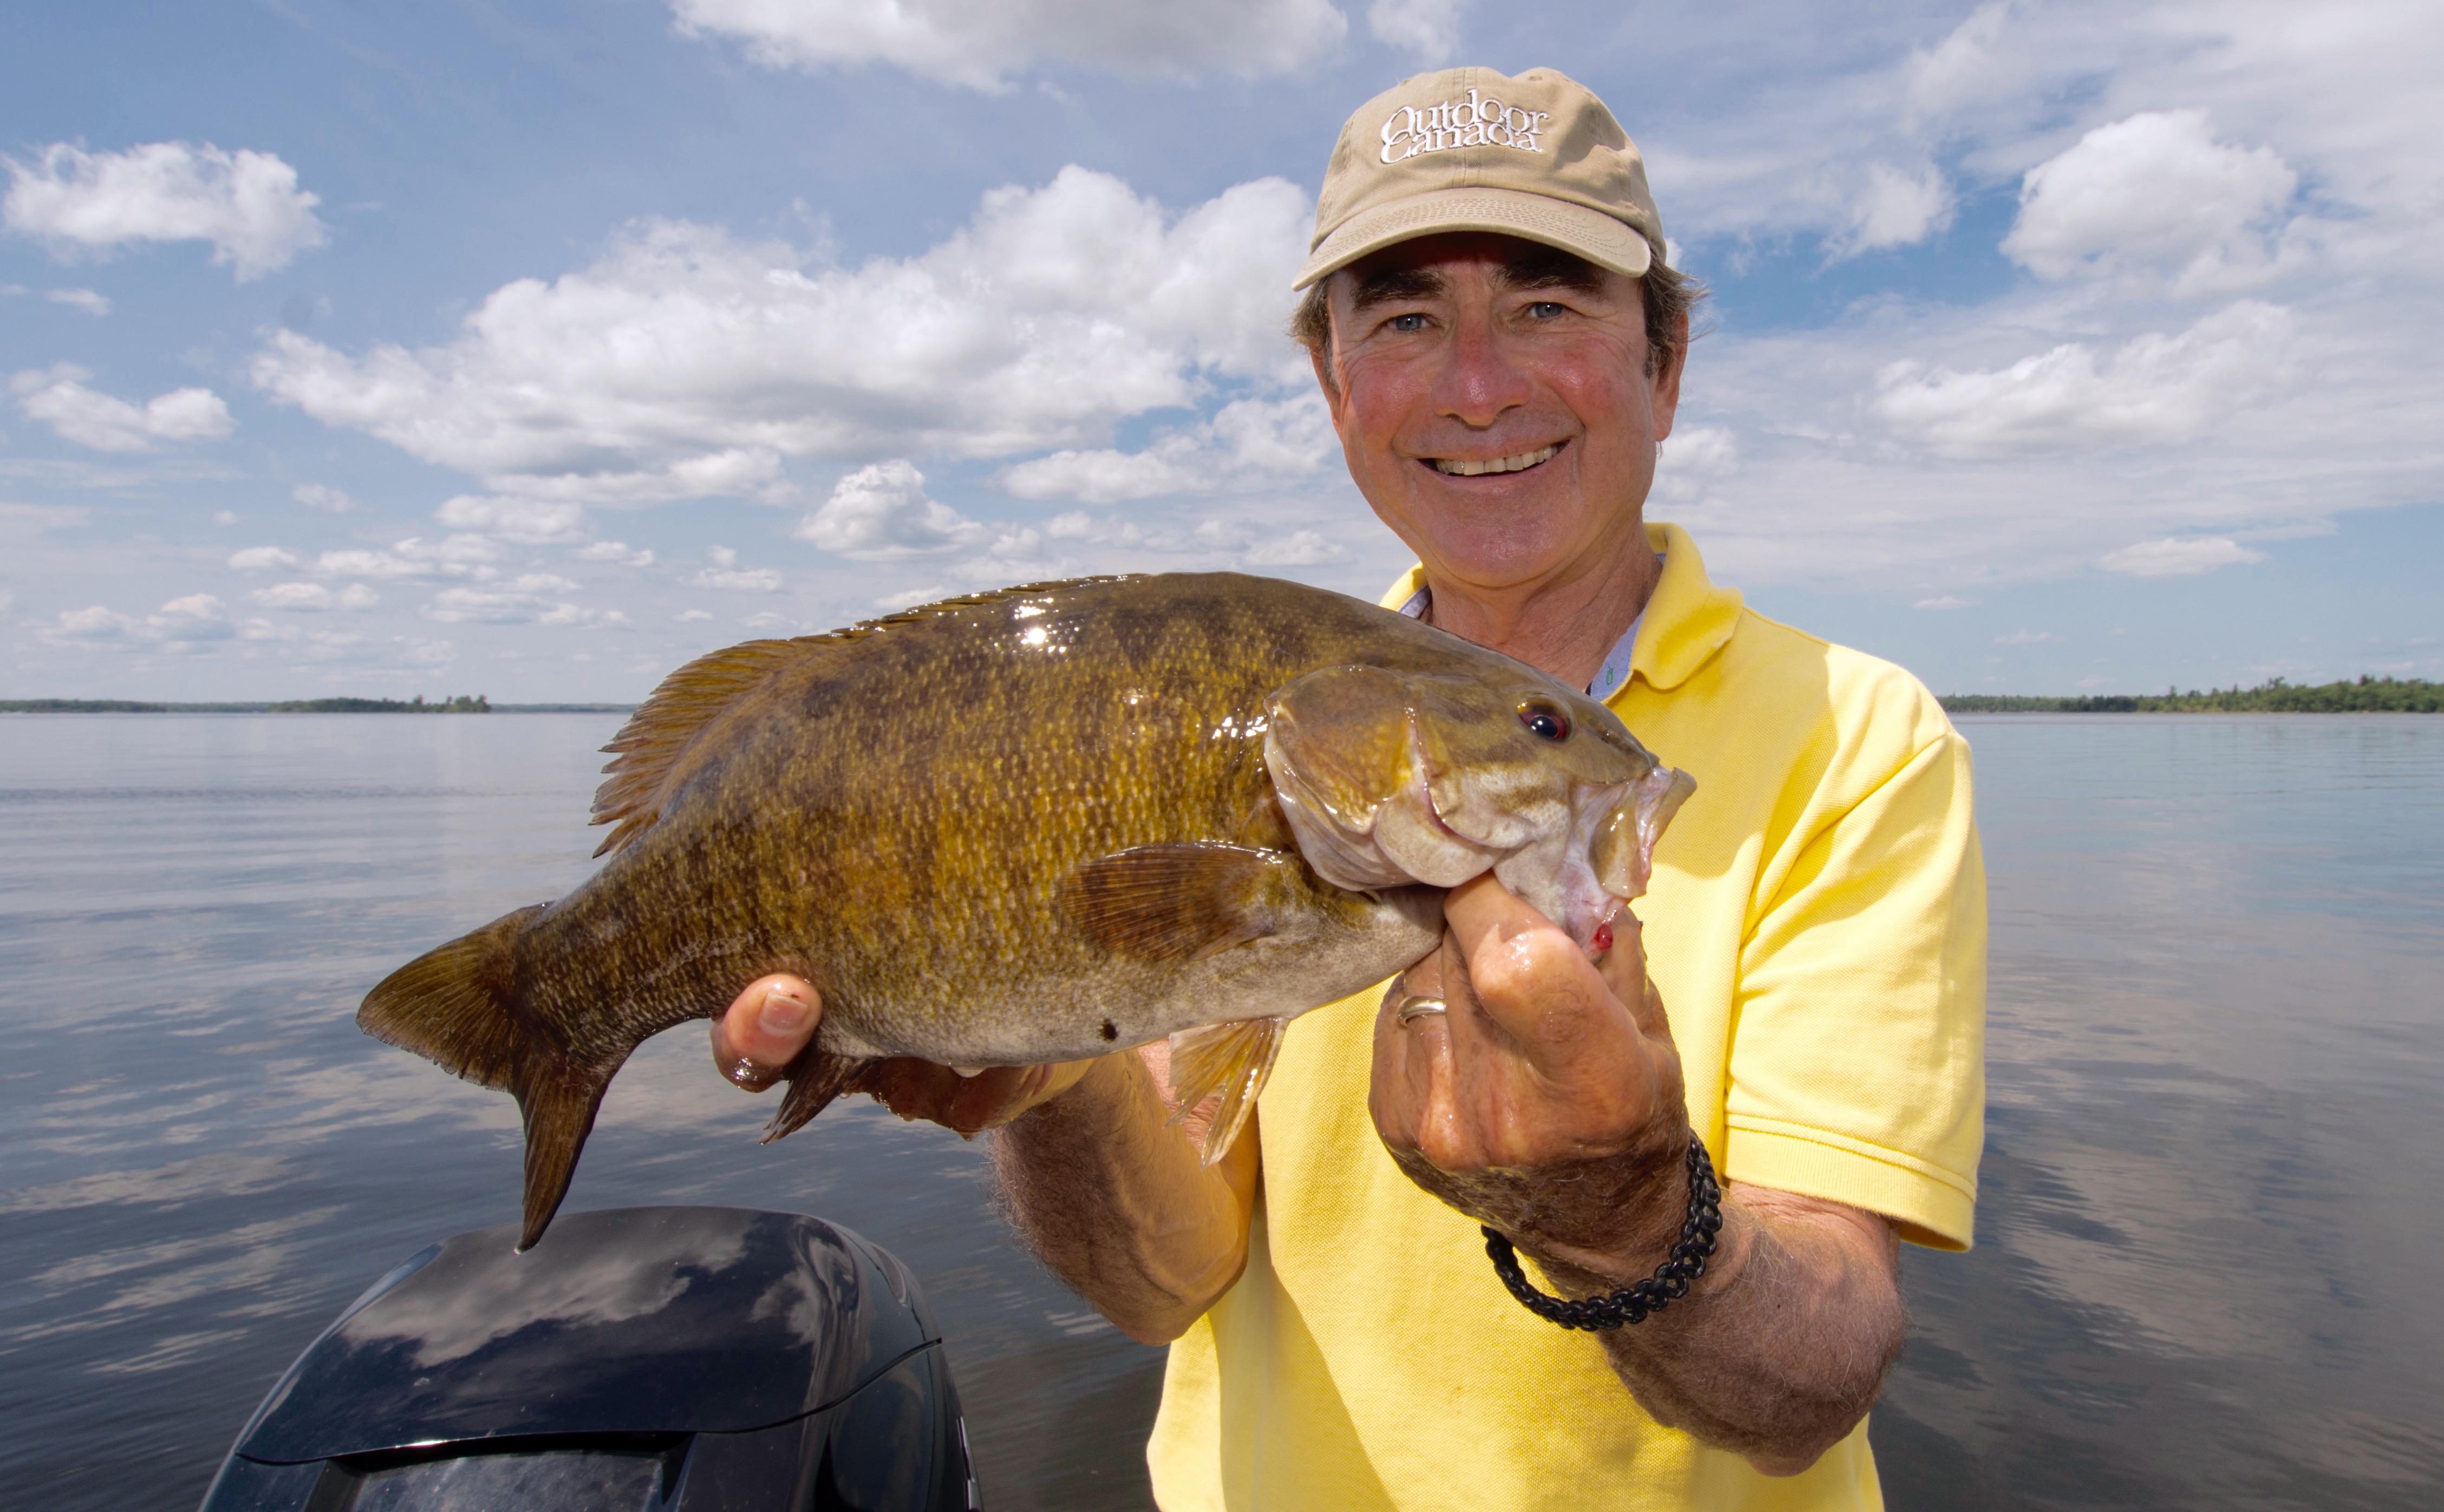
[714,68,1986,1510]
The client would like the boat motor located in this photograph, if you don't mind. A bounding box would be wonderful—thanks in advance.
[198,1206,977,1510]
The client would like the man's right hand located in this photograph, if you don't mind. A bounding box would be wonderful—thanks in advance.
[713,974,1096,1136]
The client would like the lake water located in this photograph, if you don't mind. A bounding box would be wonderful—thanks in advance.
[1,713,2438,1509]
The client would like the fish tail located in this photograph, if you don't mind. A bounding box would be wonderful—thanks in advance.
[357,902,610,1252]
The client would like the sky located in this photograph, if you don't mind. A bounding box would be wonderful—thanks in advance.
[2,0,2438,702]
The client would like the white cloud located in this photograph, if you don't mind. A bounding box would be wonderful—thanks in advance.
[227,545,298,571]
[423,578,625,625]
[1914,595,1979,610]
[1827,161,1953,259]
[478,448,784,505]
[876,585,946,610]
[312,535,501,580]
[434,494,588,544]
[45,287,109,316]
[796,459,987,558]
[1192,516,1351,566]
[251,168,1312,497]
[1367,0,1467,59]
[1828,159,1955,264]
[1992,629,2059,644]
[1873,301,2290,459]
[1650,423,1739,508]
[1247,529,1349,568]
[686,547,785,592]
[2098,536,2267,578]
[673,608,714,622]
[41,592,237,648]
[251,581,379,611]
[292,483,356,512]
[673,0,1347,90]
[576,540,655,566]
[11,365,234,451]
[2,141,328,280]
[1902,2,2013,122]
[1001,395,1333,504]
[2003,110,2300,295]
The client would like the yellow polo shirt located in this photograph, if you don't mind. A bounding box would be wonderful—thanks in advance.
[1145,521,1987,1510]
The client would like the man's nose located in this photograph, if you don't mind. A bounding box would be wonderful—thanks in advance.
[1432,314,1533,428]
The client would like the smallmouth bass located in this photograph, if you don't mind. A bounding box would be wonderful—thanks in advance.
[360,575,1694,1247]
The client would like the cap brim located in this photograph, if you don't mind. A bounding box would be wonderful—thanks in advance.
[1293,186,1656,290]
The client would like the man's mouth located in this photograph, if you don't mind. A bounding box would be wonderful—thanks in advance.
[1429,442,1560,477]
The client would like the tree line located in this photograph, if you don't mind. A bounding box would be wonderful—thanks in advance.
[1941,676,2441,714]
[3,694,493,713]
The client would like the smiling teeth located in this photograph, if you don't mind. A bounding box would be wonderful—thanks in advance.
[1433,444,1559,476]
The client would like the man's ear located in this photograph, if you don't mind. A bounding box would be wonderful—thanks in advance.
[1308,340,1346,423]
[1649,311,1688,443]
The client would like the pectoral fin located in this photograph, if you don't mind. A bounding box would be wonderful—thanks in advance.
[1165,1015,1288,1167]
[1055,843,1290,964]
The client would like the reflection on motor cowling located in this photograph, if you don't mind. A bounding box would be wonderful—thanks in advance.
[199,1206,976,1511]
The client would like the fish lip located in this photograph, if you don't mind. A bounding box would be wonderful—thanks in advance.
[1405,710,1471,842]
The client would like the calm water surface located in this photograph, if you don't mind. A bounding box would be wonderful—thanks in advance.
[1,713,2438,1508]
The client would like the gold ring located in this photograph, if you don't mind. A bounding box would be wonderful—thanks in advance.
[1394,994,1448,1025]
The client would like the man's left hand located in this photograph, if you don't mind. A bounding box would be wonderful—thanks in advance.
[1370,872,1692,1279]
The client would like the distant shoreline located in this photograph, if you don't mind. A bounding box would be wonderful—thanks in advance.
[0,698,637,714]
[7,674,2436,718]
[1940,676,2438,714]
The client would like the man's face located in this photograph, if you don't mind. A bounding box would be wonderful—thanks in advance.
[1314,233,1682,596]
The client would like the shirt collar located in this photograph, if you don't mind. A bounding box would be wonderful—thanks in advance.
[1401,585,1646,701]
[1378,520,1742,698]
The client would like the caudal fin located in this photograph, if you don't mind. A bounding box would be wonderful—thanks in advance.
[357,903,614,1251]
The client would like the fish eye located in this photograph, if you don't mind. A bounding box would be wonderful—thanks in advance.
[1517,701,1571,741]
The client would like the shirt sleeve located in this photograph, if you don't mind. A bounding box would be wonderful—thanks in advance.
[1720,729,1987,1250]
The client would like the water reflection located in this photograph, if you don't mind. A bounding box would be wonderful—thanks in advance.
[2,714,2437,1510]
[0,715,1163,1510]
[1875,716,2444,1510]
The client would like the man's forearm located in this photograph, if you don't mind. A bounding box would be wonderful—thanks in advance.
[990,1050,1258,1345]
[1535,1181,1905,1474]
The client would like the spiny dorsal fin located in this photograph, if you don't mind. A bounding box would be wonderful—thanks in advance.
[589,576,1136,857]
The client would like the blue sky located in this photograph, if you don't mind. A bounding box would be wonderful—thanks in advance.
[4,0,2437,701]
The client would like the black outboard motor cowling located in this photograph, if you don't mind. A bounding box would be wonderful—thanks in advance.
[199,1207,977,1511]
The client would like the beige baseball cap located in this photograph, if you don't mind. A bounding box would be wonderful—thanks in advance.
[1294,67,1662,291]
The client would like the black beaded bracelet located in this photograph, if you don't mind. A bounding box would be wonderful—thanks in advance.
[1482,1135,1724,1331]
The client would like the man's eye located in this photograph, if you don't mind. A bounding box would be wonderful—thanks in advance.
[1387,312,1430,333]
[1525,301,1567,320]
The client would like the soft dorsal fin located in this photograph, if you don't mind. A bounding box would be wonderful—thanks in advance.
[588,577,1133,857]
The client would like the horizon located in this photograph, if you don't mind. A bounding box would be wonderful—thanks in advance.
[4,1,2438,702]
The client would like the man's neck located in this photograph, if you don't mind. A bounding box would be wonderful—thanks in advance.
[1419,536,1663,689]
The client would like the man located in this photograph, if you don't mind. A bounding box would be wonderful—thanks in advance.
[715,68,1984,1510]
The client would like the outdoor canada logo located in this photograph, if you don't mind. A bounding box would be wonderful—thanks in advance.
[1380,88,1553,164]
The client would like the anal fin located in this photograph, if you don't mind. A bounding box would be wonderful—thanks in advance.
[760,1041,873,1145]
[1164,1016,1289,1168]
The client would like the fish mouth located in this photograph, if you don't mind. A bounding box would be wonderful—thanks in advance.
[1429,442,1561,477]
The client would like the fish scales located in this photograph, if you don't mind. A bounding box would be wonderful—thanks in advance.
[359,573,1693,1248]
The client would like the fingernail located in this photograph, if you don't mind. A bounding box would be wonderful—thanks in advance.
[759,985,811,1035]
